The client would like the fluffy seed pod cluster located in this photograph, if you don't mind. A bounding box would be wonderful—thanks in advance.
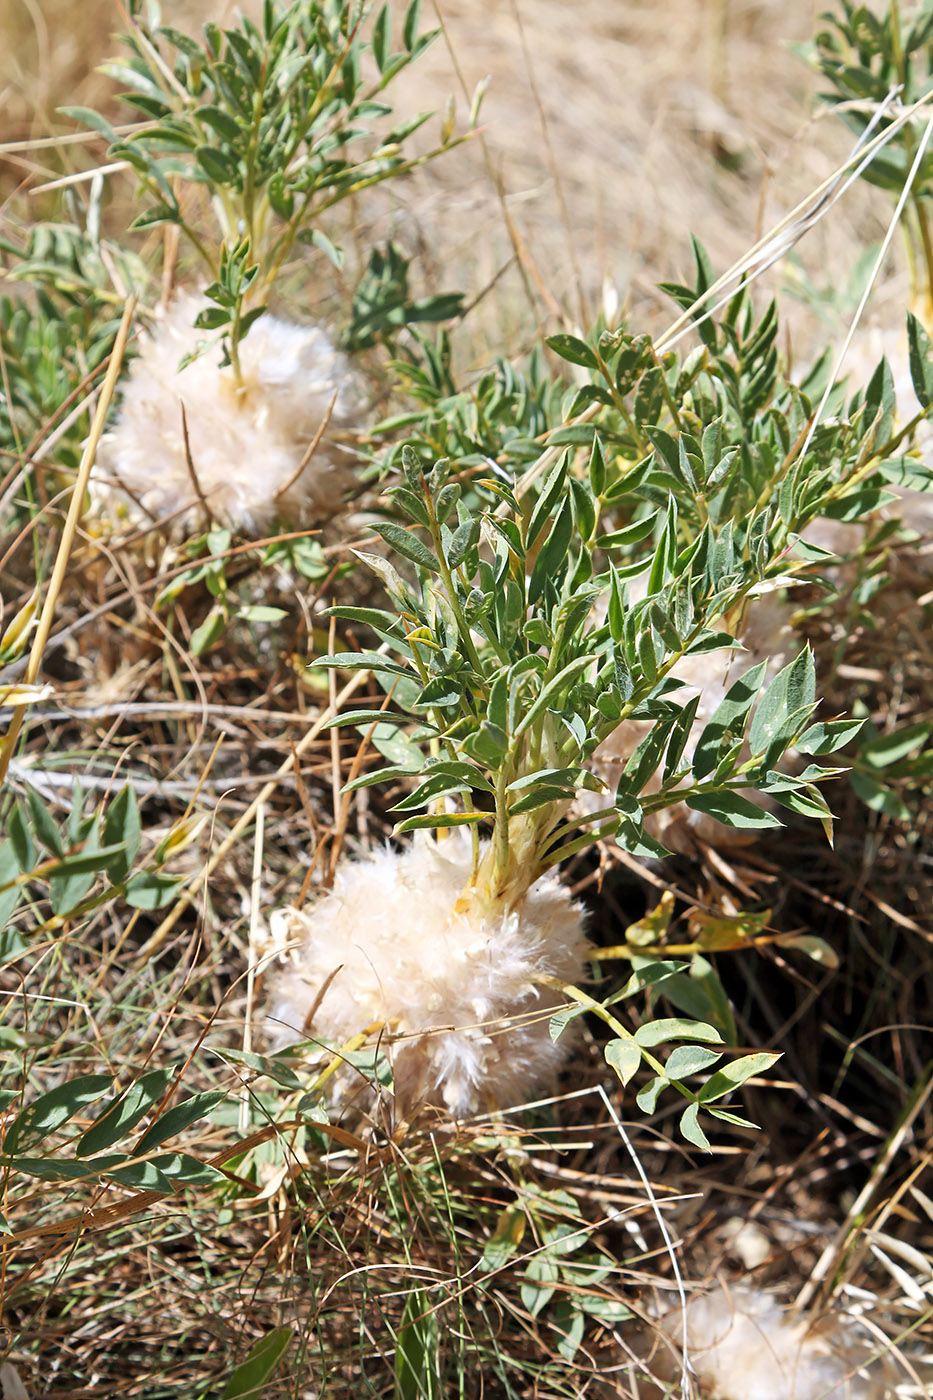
[91,292,362,536]
[642,1286,897,1400]
[266,836,588,1119]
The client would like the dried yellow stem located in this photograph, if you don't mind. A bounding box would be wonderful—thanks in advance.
[0,296,137,787]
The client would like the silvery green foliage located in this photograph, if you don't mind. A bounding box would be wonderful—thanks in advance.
[320,437,849,870]
[310,272,933,1146]
[808,2,933,201]
[316,268,923,889]
[374,332,567,473]
[0,781,184,964]
[806,2,933,315]
[344,243,465,352]
[0,225,146,470]
[64,0,462,373]
[0,1060,227,1234]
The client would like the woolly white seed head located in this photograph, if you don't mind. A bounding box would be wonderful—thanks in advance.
[648,1285,895,1400]
[91,291,362,536]
[265,836,588,1117]
[584,593,794,853]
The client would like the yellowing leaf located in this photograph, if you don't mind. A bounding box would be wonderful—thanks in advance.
[480,1205,527,1271]
[0,588,39,661]
[773,933,839,969]
[0,683,54,707]
[688,907,771,952]
[155,814,208,862]
[625,889,675,947]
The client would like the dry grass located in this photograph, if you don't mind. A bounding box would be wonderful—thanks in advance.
[1,1,932,1397]
[376,0,897,353]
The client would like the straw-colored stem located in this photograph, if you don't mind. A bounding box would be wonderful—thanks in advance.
[0,295,137,789]
[239,803,265,1136]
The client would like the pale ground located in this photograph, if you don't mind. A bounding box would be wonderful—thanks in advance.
[378,0,897,356]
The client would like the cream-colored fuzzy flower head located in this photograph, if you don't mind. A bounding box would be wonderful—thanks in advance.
[91,291,362,536]
[645,1285,896,1400]
[583,592,795,854]
[265,836,587,1118]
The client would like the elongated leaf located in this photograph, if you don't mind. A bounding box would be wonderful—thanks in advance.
[656,956,736,1043]
[748,648,815,758]
[50,837,127,916]
[392,811,485,836]
[768,785,833,821]
[634,1018,723,1048]
[797,718,864,756]
[849,770,911,822]
[691,662,767,780]
[323,709,408,730]
[664,1045,723,1079]
[108,1152,226,1190]
[609,958,687,1002]
[552,1298,586,1362]
[124,872,182,910]
[372,3,391,71]
[315,652,409,676]
[529,495,573,602]
[513,655,592,739]
[4,1075,113,1156]
[191,607,226,654]
[447,517,480,569]
[135,1089,227,1154]
[521,1253,559,1316]
[390,772,474,811]
[222,1328,293,1399]
[908,310,933,409]
[8,803,35,873]
[526,452,568,548]
[685,791,783,830]
[5,1155,96,1181]
[860,722,932,769]
[595,513,659,550]
[59,105,118,140]
[103,784,141,883]
[635,1076,666,1113]
[195,144,240,185]
[196,104,242,144]
[588,435,607,496]
[480,1205,527,1271]
[77,1068,175,1157]
[509,784,577,814]
[773,933,839,969]
[372,521,439,571]
[368,723,427,769]
[343,761,422,793]
[698,1051,781,1103]
[221,1049,305,1091]
[546,333,598,369]
[396,1290,441,1400]
[25,785,63,857]
[0,840,23,944]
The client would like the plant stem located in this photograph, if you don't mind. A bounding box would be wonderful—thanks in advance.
[0,297,137,787]
[422,476,486,678]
